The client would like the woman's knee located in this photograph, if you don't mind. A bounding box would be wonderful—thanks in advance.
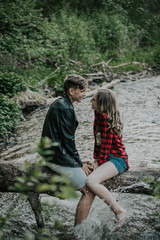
[86,175,95,189]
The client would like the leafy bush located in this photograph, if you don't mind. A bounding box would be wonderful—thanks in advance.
[1,137,77,239]
[0,72,26,97]
[153,46,160,64]
[145,176,160,200]
[46,69,78,96]
[0,93,22,138]
[0,0,160,139]
[57,10,98,62]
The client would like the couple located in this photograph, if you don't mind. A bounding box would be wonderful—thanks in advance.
[41,74,129,232]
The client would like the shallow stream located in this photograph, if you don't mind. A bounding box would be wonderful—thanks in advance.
[0,75,160,239]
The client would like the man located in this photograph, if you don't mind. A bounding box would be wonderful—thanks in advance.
[41,74,95,225]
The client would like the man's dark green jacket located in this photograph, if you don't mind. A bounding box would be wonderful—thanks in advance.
[41,95,83,167]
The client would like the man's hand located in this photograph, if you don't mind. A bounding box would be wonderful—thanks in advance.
[82,163,93,176]
[82,160,93,165]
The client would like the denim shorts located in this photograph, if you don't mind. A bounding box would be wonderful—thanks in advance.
[46,163,87,190]
[107,153,127,174]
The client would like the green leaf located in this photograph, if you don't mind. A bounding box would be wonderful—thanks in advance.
[36,183,51,192]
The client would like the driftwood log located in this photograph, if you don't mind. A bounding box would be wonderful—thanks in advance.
[85,79,121,98]
[84,61,147,82]
[0,161,159,228]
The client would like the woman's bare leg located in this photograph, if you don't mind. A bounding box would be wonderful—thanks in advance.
[86,161,127,231]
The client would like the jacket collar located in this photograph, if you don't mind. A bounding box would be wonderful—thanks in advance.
[64,94,73,105]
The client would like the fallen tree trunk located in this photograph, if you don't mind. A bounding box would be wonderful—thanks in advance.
[0,161,159,228]
[104,167,159,195]
[110,61,144,69]
[1,161,159,194]
[85,79,121,98]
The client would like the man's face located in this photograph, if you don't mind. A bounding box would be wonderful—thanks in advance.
[70,88,86,103]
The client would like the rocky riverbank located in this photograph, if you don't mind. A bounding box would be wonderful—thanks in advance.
[0,73,160,240]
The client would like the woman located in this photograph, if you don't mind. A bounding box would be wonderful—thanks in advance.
[86,89,129,232]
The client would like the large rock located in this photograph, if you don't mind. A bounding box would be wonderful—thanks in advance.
[13,88,46,112]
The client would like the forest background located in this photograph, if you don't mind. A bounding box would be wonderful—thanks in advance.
[0,0,160,139]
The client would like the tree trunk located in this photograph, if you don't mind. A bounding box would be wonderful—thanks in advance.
[1,162,158,193]
[0,161,159,228]
[104,167,159,195]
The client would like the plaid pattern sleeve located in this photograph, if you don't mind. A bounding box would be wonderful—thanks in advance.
[93,111,113,165]
[93,110,129,168]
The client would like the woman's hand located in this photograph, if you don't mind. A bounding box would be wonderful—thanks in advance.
[93,161,99,171]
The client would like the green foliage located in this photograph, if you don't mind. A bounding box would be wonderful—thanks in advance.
[90,13,130,56]
[46,70,67,96]
[0,0,160,137]
[12,137,77,199]
[46,69,82,95]
[1,0,160,70]
[0,215,9,237]
[145,176,160,199]
[0,94,22,139]
[4,137,77,239]
[12,159,77,200]
[0,0,44,66]
[153,46,160,64]
[56,10,98,63]
[1,0,160,71]
[0,72,26,97]
[37,136,59,161]
[116,0,160,45]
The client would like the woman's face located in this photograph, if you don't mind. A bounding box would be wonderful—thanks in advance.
[90,93,98,110]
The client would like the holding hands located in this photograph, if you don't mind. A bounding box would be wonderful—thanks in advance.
[82,160,93,176]
[82,160,98,176]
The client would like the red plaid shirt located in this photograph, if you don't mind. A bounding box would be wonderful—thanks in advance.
[93,110,129,169]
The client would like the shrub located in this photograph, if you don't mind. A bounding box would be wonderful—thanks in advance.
[0,72,26,97]
[0,93,22,138]
[153,46,160,64]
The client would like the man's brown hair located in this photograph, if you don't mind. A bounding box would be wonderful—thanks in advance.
[64,74,88,93]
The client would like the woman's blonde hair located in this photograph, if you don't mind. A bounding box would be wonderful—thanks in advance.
[96,89,123,136]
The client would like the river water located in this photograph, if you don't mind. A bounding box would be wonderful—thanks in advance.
[0,75,160,239]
